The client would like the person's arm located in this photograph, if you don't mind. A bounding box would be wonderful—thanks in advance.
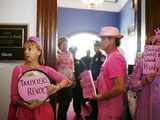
[128,58,147,92]
[47,80,69,95]
[55,51,62,70]
[46,66,71,95]
[92,54,126,101]
[94,76,125,101]
[10,66,22,105]
[70,53,76,86]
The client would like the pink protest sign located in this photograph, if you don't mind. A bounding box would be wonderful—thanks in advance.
[156,47,160,74]
[143,45,160,74]
[18,70,50,102]
[80,70,96,98]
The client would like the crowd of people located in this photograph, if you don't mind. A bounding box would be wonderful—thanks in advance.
[7,26,160,120]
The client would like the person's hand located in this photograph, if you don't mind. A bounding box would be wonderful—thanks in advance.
[80,79,84,88]
[23,100,42,109]
[47,84,61,96]
[145,73,156,83]
[88,94,103,101]
[67,80,73,87]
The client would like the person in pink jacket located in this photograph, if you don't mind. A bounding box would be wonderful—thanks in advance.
[128,33,160,120]
[89,26,126,120]
[8,36,70,120]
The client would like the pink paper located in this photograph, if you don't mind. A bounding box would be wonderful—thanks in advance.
[156,47,160,74]
[80,70,96,98]
[18,76,50,102]
[143,45,160,74]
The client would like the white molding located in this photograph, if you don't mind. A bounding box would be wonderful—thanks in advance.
[58,0,128,12]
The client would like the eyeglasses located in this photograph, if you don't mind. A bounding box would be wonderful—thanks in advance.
[101,36,113,41]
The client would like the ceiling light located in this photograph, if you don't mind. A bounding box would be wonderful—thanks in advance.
[81,0,104,8]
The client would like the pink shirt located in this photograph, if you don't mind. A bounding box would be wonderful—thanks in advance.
[10,65,67,120]
[97,49,126,119]
[57,50,74,80]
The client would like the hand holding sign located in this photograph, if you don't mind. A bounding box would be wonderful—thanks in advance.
[23,100,42,109]
[145,73,156,83]
[143,45,160,74]
[47,84,61,95]
[92,94,103,101]
[80,70,97,98]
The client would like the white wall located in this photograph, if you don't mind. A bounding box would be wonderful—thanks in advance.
[0,0,37,36]
[141,0,146,52]
[0,0,37,119]
[0,62,23,120]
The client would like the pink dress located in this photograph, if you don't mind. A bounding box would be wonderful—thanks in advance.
[9,65,67,120]
[128,56,160,120]
[96,49,126,120]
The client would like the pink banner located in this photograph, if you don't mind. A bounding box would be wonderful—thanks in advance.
[143,45,160,74]
[80,70,96,98]
[18,75,50,102]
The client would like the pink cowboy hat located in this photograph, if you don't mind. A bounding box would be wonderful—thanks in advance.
[99,26,123,39]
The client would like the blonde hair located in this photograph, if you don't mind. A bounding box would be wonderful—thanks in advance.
[58,37,68,48]
[24,41,45,65]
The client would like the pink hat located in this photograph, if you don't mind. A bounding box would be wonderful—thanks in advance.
[26,36,42,49]
[99,26,123,39]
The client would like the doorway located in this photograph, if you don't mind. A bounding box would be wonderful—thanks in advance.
[68,33,101,59]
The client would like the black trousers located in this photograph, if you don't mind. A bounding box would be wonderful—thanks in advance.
[57,87,72,120]
[72,84,85,117]
[87,100,98,120]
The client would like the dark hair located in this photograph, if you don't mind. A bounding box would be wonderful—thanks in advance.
[69,47,77,54]
[94,40,100,47]
[115,38,121,47]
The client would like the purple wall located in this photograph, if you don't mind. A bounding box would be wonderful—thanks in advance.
[119,0,134,34]
[57,7,119,37]
[58,0,134,38]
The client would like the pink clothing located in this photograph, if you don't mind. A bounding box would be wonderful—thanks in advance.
[57,50,74,80]
[9,65,67,120]
[128,56,160,120]
[97,49,126,120]
[16,103,53,120]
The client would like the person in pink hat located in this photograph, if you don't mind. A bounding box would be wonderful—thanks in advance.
[89,26,126,120]
[8,36,71,120]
